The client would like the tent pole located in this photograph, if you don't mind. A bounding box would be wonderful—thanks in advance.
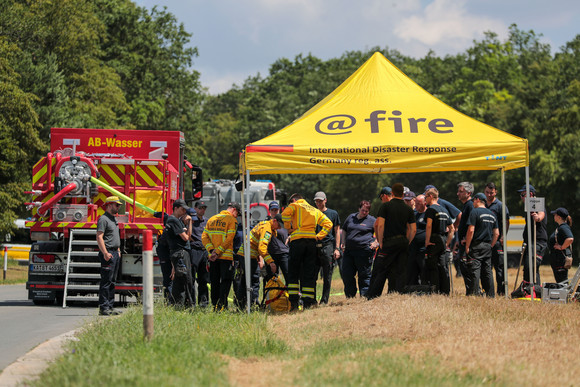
[525,166,534,300]
[501,168,508,297]
[244,169,252,313]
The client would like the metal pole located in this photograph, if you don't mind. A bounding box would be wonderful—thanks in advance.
[3,246,7,280]
[501,168,509,297]
[142,230,154,341]
[244,169,252,314]
[525,167,534,301]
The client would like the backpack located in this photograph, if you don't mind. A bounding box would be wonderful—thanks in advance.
[263,276,291,313]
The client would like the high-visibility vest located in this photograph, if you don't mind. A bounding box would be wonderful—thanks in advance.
[201,210,237,260]
[281,199,332,241]
[237,220,276,264]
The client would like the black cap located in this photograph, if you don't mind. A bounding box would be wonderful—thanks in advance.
[473,193,487,202]
[551,207,569,218]
[194,201,207,208]
[228,202,241,213]
[517,184,536,194]
[173,199,189,210]
[273,213,284,226]
[403,191,416,200]
[378,187,392,198]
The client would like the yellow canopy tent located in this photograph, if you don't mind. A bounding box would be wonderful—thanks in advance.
[238,52,534,310]
[241,52,528,174]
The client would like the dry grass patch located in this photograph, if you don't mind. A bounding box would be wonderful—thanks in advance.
[227,265,580,386]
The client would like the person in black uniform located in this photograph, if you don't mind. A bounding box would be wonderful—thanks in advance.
[153,211,172,301]
[424,188,454,294]
[313,191,341,305]
[484,182,510,295]
[96,196,123,316]
[366,183,416,298]
[456,181,475,294]
[549,207,574,283]
[517,185,547,284]
[341,200,378,298]
[189,201,209,307]
[264,201,290,286]
[464,193,499,297]
[407,194,427,286]
[165,199,193,306]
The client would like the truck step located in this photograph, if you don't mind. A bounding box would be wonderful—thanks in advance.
[71,240,98,246]
[67,284,100,290]
[69,262,100,268]
[70,229,97,235]
[68,273,101,279]
[69,251,99,257]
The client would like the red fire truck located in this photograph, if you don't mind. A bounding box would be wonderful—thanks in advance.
[25,128,202,306]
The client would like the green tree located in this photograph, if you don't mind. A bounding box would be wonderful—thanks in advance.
[0,38,45,235]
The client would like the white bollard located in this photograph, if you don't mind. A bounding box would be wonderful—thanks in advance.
[142,230,154,341]
[3,246,7,280]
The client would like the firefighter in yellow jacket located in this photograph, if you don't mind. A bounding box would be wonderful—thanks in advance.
[202,202,239,309]
[235,214,284,308]
[282,193,332,309]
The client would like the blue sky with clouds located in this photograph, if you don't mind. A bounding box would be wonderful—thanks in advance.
[134,0,580,94]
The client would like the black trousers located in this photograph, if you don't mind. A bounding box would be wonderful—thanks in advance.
[406,243,426,286]
[99,250,120,312]
[466,241,495,297]
[491,241,506,295]
[522,243,546,284]
[170,249,194,306]
[424,235,449,295]
[342,246,373,298]
[366,236,408,298]
[288,238,318,307]
[550,250,569,284]
[458,244,475,295]
[190,248,209,307]
[315,241,335,304]
[209,259,235,309]
[235,257,260,309]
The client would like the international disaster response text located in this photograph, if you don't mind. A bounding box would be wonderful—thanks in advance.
[309,145,457,165]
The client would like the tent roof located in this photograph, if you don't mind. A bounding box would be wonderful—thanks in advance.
[242,52,528,175]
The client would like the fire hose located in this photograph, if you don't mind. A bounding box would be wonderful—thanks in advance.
[90,177,155,215]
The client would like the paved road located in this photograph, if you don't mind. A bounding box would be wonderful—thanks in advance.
[0,284,97,371]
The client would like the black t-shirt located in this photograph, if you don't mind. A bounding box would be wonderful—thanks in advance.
[377,198,415,239]
[268,226,289,255]
[486,199,509,237]
[523,210,548,244]
[342,212,376,250]
[191,215,207,250]
[438,198,461,220]
[412,210,427,248]
[457,199,474,241]
[165,215,188,251]
[425,203,452,236]
[467,207,498,242]
[317,208,340,244]
[549,223,573,254]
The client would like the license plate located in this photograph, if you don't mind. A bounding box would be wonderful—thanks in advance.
[32,264,64,273]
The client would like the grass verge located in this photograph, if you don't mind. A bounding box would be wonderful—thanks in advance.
[0,259,28,285]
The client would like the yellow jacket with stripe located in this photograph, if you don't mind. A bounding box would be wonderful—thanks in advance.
[281,199,332,241]
[202,210,238,260]
[237,220,276,264]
